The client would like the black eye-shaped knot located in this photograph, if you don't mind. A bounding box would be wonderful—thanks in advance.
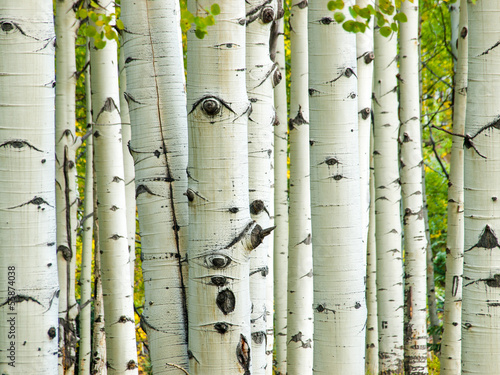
[202,98,221,116]
[206,254,232,269]
[261,7,275,24]
[1,21,16,33]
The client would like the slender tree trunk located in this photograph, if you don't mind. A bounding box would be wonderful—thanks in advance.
[90,2,138,372]
[309,0,366,373]
[272,3,289,373]
[187,1,270,373]
[0,2,58,372]
[78,43,94,375]
[121,0,190,372]
[373,3,404,372]
[245,1,277,372]
[441,1,467,373]
[399,1,428,373]
[55,2,80,372]
[461,1,500,373]
[287,1,313,374]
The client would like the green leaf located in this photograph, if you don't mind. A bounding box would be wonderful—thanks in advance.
[390,22,398,32]
[89,12,98,23]
[393,12,408,23]
[205,15,215,26]
[376,13,386,27]
[327,1,336,11]
[90,0,99,8]
[182,9,195,23]
[95,38,107,49]
[334,12,346,23]
[358,8,371,19]
[342,20,355,32]
[86,25,97,37]
[357,22,366,33]
[194,16,206,28]
[379,26,392,37]
[328,0,344,10]
[210,4,221,16]
[367,4,376,14]
[77,9,88,19]
[116,19,124,30]
[349,7,357,19]
[195,28,207,39]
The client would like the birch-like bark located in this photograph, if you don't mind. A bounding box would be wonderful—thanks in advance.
[118,48,136,288]
[272,3,288,373]
[121,1,190,372]
[441,1,467,373]
[90,1,138,372]
[78,43,93,375]
[0,2,58,372]
[309,1,366,373]
[461,1,500,373]
[449,0,459,67]
[187,1,267,373]
[287,1,313,374]
[245,1,277,372]
[55,2,79,372]
[373,4,404,372]
[399,2,428,373]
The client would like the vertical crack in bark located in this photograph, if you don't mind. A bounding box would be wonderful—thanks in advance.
[144,1,188,342]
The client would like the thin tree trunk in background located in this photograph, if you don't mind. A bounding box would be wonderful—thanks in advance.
[309,0,366,372]
[461,1,500,373]
[78,42,93,375]
[272,2,288,373]
[399,1,428,373]
[55,1,79,372]
[121,0,190,372]
[245,1,277,372]
[449,1,459,68]
[441,1,467,373]
[373,3,404,372]
[187,1,269,373]
[90,1,138,372]
[287,1,313,374]
[0,2,58,372]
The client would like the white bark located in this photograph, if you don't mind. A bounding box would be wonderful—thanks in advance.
[245,1,277,372]
[187,1,264,373]
[78,42,93,375]
[121,0,190,372]
[449,0,459,67]
[0,1,58,372]
[272,3,288,374]
[441,0,467,373]
[55,1,79,372]
[461,1,500,373]
[90,1,138,373]
[373,4,404,372]
[309,1,366,373]
[118,48,136,289]
[399,1,428,373]
[287,1,313,374]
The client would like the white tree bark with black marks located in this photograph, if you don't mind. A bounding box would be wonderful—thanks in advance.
[287,1,313,374]
[372,3,404,372]
[271,2,288,373]
[0,2,59,372]
[309,0,366,373]
[399,1,428,373]
[245,1,277,372]
[461,1,500,373]
[441,1,467,373]
[187,1,271,373]
[55,1,80,372]
[90,1,138,373]
[121,0,190,372]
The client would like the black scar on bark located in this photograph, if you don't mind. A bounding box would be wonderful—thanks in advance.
[229,207,239,213]
[0,139,43,152]
[206,254,232,269]
[211,276,227,286]
[288,105,308,131]
[461,26,468,39]
[324,157,338,166]
[261,7,275,24]
[485,274,500,288]
[136,184,157,199]
[364,51,375,64]
[360,107,371,120]
[47,327,57,339]
[57,245,73,262]
[216,289,236,315]
[1,21,15,32]
[118,315,134,323]
[214,322,229,334]
[320,17,333,25]
[250,266,269,277]
[251,225,276,249]
[126,360,137,370]
[479,41,500,57]
[465,225,500,252]
[95,97,120,121]
[236,334,251,375]
[0,294,42,308]
[315,304,335,314]
[8,196,52,210]
[189,95,235,116]
[252,331,266,344]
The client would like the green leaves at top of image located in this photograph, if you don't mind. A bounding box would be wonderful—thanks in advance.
[327,0,345,11]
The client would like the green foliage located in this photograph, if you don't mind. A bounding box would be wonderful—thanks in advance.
[75,1,122,49]
[180,3,220,39]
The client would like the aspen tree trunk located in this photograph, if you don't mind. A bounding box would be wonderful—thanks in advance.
[366,142,378,375]
[187,1,270,373]
[399,1,428,373]
[90,1,138,373]
[441,1,467,373]
[287,1,313,374]
[449,1,459,67]
[55,2,80,372]
[272,3,289,373]
[373,3,404,372]
[121,1,190,372]
[461,1,500,373]
[245,1,277,372]
[0,1,59,372]
[78,44,93,375]
[309,1,366,373]
[118,48,136,288]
